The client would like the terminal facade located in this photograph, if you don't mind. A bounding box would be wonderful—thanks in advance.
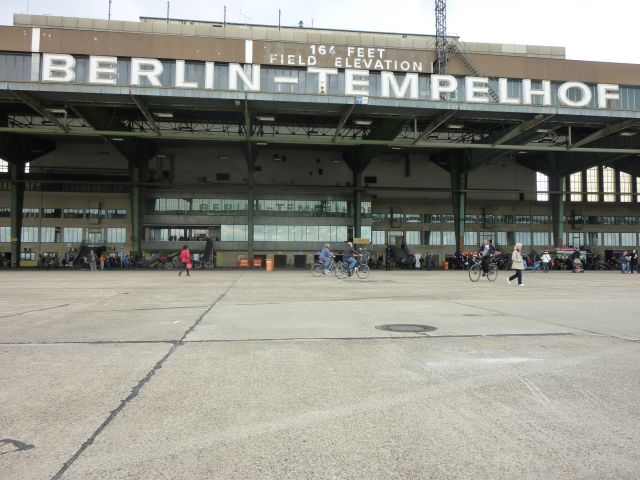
[0,14,639,267]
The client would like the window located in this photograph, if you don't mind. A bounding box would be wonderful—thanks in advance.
[86,208,104,219]
[22,208,40,219]
[0,159,7,173]
[532,215,550,224]
[515,216,531,224]
[107,228,127,243]
[21,226,39,242]
[532,232,550,246]
[536,172,549,201]
[371,231,386,245]
[569,172,583,202]
[426,214,441,224]
[148,228,168,241]
[515,232,531,245]
[42,208,61,218]
[620,172,632,203]
[361,202,372,216]
[465,214,477,224]
[40,227,59,243]
[405,214,422,223]
[602,167,616,202]
[586,232,600,247]
[442,231,456,245]
[428,231,441,245]
[63,208,84,219]
[464,232,478,247]
[154,198,190,212]
[64,227,84,243]
[220,225,248,241]
[0,226,10,242]
[442,214,454,224]
[602,233,619,246]
[405,231,421,245]
[106,209,127,219]
[494,215,513,224]
[372,213,387,222]
[0,208,10,217]
[586,167,599,202]
[621,233,636,246]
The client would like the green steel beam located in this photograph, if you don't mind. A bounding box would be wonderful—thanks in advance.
[131,95,160,135]
[12,91,70,133]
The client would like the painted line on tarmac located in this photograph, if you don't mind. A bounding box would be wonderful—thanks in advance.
[99,305,210,312]
[49,274,243,480]
[446,299,638,344]
[0,340,179,346]
[0,304,70,319]
[182,332,575,343]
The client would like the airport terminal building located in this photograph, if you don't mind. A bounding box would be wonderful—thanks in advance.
[1,14,640,267]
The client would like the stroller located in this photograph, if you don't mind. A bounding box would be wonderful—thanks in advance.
[573,257,585,273]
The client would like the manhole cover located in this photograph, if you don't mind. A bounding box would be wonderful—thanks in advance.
[375,324,436,333]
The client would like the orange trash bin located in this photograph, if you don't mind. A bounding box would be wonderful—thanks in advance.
[265,258,274,272]
[443,261,449,270]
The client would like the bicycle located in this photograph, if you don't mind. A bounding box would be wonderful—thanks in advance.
[469,255,498,282]
[311,256,339,277]
[337,256,370,280]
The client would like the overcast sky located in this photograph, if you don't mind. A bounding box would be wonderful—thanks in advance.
[2,0,638,64]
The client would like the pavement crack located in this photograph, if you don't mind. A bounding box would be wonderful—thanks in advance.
[0,304,70,319]
[49,275,242,480]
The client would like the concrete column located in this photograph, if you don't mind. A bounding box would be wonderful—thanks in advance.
[550,174,564,248]
[129,161,145,256]
[353,171,362,239]
[243,145,258,259]
[449,162,468,252]
[9,162,25,268]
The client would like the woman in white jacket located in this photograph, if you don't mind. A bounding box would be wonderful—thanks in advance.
[508,243,525,287]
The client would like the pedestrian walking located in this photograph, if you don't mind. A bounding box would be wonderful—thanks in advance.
[89,249,97,272]
[621,251,630,274]
[630,249,638,274]
[178,245,191,277]
[541,251,551,273]
[99,253,106,271]
[507,243,525,287]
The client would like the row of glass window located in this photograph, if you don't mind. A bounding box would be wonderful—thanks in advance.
[151,199,372,216]
[377,214,553,224]
[0,227,127,243]
[0,208,127,219]
[537,169,640,203]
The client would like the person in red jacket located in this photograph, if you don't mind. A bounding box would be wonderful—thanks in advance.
[178,245,191,277]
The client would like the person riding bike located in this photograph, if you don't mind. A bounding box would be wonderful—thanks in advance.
[478,237,495,276]
[343,241,359,276]
[319,243,333,274]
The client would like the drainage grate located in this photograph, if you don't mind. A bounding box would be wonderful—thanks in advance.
[375,324,436,333]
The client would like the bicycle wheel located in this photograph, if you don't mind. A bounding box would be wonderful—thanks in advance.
[335,262,349,279]
[356,264,370,279]
[311,263,324,277]
[486,265,498,282]
[468,264,481,282]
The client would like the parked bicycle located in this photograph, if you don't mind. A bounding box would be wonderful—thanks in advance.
[469,255,498,282]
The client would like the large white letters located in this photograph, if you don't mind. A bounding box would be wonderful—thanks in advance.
[498,78,520,105]
[42,53,76,82]
[89,56,117,85]
[229,64,260,91]
[430,75,458,101]
[381,72,419,99]
[131,58,163,87]
[175,60,198,88]
[597,84,620,109]
[523,79,552,106]
[345,69,370,96]
[465,77,489,103]
[307,67,338,94]
[558,82,592,108]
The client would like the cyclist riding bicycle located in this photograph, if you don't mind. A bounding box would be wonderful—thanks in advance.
[343,241,360,276]
[478,237,495,276]
[318,243,333,274]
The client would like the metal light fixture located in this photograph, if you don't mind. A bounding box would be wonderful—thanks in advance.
[447,123,464,129]
[256,115,275,122]
[354,119,373,126]
[155,112,174,118]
